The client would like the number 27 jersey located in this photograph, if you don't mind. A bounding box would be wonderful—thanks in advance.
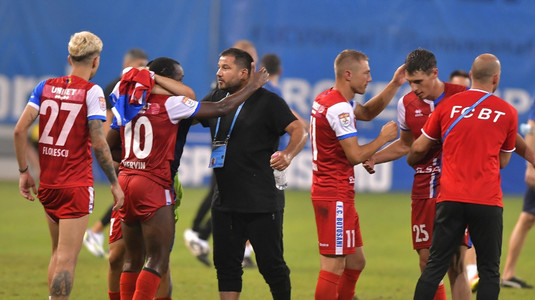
[28,76,107,188]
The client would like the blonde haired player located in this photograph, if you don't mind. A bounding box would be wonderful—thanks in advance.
[14,31,124,299]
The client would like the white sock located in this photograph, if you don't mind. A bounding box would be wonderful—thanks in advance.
[244,243,253,257]
[466,264,478,280]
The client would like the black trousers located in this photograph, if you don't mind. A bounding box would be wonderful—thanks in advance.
[414,201,503,300]
[191,174,215,240]
[212,208,291,300]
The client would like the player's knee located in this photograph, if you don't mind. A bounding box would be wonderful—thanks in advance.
[524,213,535,227]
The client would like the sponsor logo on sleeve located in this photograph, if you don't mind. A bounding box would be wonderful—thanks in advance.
[182,97,196,108]
[338,112,351,127]
[99,97,106,111]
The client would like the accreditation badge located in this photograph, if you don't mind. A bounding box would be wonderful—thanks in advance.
[209,140,227,168]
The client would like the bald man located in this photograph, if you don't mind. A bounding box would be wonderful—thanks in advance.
[408,54,518,300]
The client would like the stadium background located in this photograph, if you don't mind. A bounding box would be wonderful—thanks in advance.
[1,0,534,194]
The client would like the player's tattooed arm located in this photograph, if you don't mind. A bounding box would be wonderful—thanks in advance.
[88,119,118,184]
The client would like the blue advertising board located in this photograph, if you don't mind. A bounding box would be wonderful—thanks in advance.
[2,0,534,194]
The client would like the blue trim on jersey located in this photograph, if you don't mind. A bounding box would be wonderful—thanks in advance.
[29,80,47,106]
[190,101,201,118]
[433,91,445,107]
[88,115,106,121]
[337,132,358,140]
[400,127,410,131]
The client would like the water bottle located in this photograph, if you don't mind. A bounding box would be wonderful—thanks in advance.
[271,151,288,190]
[273,169,288,190]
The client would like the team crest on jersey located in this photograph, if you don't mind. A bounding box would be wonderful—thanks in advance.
[338,113,351,127]
[415,109,423,117]
[182,97,196,108]
[99,97,106,111]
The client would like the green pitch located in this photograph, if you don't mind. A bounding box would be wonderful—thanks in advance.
[0,181,533,299]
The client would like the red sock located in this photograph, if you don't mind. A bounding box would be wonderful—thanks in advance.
[108,290,121,300]
[133,269,161,300]
[120,272,139,300]
[433,283,447,300]
[337,268,362,300]
[315,270,340,300]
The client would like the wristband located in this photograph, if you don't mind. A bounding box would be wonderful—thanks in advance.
[19,166,29,173]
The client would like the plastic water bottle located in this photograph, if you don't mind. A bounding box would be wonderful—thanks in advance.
[273,169,288,190]
[271,151,288,190]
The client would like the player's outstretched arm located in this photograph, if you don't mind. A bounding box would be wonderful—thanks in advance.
[355,64,406,121]
[195,64,269,119]
[88,119,124,211]
[13,106,39,201]
[363,129,414,174]
[341,121,398,165]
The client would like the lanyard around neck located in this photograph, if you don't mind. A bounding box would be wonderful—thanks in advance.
[214,102,244,142]
[442,92,492,142]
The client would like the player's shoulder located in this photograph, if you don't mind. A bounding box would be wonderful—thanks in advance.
[400,92,420,107]
[444,82,468,96]
[315,88,346,107]
[203,88,227,102]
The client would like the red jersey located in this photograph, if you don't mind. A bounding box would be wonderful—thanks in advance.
[310,88,357,201]
[398,83,467,199]
[422,89,517,207]
[118,94,199,188]
[28,76,107,188]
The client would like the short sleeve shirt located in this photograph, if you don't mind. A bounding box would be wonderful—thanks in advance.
[28,75,106,188]
[310,88,357,201]
[202,88,297,213]
[397,83,467,199]
[422,89,517,207]
[118,93,199,188]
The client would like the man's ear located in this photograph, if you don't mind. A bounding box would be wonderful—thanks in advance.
[93,55,100,69]
[344,69,352,81]
[240,68,250,79]
[431,67,439,79]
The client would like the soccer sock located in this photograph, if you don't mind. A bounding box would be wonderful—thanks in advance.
[337,268,362,300]
[433,283,447,300]
[133,268,162,300]
[120,272,139,300]
[108,290,121,300]
[315,270,340,300]
[466,264,478,280]
[244,243,253,258]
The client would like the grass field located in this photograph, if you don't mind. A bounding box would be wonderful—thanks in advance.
[0,181,533,299]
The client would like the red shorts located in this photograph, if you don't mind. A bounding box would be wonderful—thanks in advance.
[411,198,469,250]
[38,186,94,223]
[119,175,175,224]
[109,209,122,244]
[312,199,362,255]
